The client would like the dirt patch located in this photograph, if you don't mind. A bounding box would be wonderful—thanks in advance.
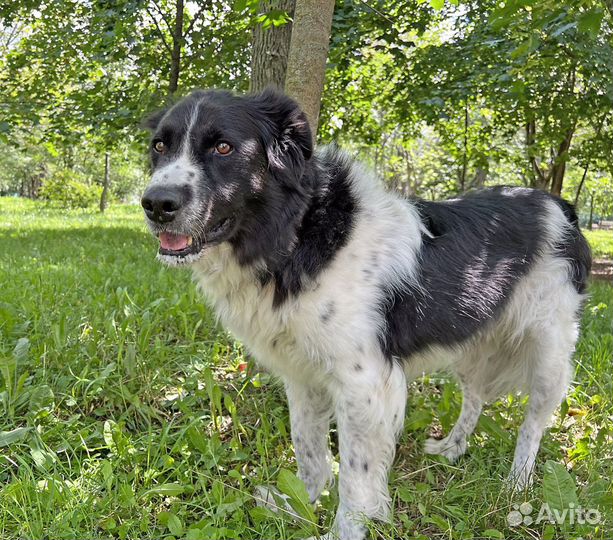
[592,259,613,282]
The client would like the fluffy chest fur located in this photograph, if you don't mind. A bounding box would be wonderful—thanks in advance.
[191,175,424,382]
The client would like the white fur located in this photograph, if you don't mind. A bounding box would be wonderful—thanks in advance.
[179,149,584,539]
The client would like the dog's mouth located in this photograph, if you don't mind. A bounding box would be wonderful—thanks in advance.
[157,216,236,259]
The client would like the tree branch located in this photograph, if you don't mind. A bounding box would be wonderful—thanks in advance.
[151,0,175,35]
[185,0,211,37]
[146,6,173,55]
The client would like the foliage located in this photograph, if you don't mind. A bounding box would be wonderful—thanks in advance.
[1,198,612,539]
[39,170,103,209]
[321,0,613,199]
[2,1,612,205]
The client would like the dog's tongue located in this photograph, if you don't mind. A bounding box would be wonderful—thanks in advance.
[159,232,190,251]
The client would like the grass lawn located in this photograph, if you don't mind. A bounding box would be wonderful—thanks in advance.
[1,197,612,540]
[583,229,613,260]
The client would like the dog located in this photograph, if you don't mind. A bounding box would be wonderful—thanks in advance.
[141,88,591,540]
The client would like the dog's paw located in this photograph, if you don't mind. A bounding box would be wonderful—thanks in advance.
[505,468,534,492]
[424,436,467,462]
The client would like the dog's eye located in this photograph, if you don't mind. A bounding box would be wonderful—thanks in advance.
[153,140,167,154]
[214,142,233,155]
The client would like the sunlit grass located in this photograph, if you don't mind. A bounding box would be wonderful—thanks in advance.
[583,229,613,259]
[1,197,612,539]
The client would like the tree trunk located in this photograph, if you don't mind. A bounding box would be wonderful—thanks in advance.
[550,127,574,196]
[574,163,590,207]
[100,152,111,212]
[526,119,547,189]
[588,191,595,230]
[472,168,487,189]
[168,0,184,95]
[284,0,335,140]
[574,113,607,206]
[250,0,295,92]
[460,101,469,193]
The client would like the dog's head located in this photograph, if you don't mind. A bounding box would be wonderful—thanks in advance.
[141,89,313,265]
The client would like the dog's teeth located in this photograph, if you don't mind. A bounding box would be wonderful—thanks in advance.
[187,236,193,246]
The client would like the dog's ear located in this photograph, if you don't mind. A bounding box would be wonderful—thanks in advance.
[251,88,313,171]
[141,107,169,131]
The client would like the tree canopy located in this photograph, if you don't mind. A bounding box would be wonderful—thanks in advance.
[1,0,612,216]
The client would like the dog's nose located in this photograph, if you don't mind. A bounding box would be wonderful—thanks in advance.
[141,186,186,223]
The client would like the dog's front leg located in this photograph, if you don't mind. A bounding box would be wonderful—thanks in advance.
[331,361,407,540]
[285,380,334,502]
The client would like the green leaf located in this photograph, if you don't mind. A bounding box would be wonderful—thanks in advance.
[542,461,578,511]
[277,469,317,524]
[0,427,31,447]
[13,337,30,363]
[477,414,510,442]
[144,483,185,497]
[430,0,445,9]
[405,408,433,431]
[482,529,504,539]
[578,9,604,38]
[167,513,183,537]
[29,384,55,414]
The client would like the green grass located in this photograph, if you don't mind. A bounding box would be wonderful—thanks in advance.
[583,229,613,259]
[1,196,612,540]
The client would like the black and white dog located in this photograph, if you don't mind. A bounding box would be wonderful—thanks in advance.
[141,89,591,540]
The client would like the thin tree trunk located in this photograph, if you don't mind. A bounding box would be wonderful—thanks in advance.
[460,100,469,193]
[550,127,574,196]
[588,191,595,230]
[574,163,590,207]
[168,0,184,95]
[100,152,111,212]
[526,119,547,189]
[574,113,607,206]
[472,168,487,189]
[284,0,335,141]
[250,0,295,92]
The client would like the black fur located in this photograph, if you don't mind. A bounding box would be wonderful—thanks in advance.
[257,148,357,306]
[378,187,590,360]
[551,199,592,294]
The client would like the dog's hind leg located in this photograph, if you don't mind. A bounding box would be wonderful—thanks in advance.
[285,380,334,502]
[508,332,574,490]
[424,380,482,462]
[329,360,407,540]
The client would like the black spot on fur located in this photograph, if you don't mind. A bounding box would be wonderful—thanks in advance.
[378,187,590,359]
[363,462,369,472]
[354,363,363,371]
[320,300,336,323]
[349,457,355,468]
